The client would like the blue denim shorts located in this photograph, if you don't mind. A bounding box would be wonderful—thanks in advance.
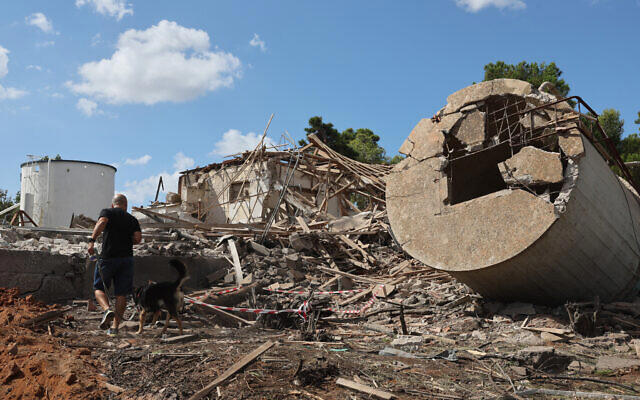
[93,257,134,296]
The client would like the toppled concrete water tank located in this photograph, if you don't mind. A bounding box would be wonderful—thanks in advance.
[387,79,640,304]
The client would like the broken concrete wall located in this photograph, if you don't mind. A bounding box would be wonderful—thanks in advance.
[0,249,227,303]
[387,78,640,304]
[179,157,343,225]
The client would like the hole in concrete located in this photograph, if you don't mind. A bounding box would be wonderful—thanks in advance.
[447,142,510,205]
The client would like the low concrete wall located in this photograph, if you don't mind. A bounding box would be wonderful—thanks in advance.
[0,249,227,303]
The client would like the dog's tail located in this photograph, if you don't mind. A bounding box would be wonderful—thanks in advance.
[169,259,189,289]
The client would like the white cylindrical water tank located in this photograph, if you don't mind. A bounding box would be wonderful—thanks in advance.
[20,160,116,228]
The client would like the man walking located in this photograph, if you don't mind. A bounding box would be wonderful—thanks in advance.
[88,194,142,336]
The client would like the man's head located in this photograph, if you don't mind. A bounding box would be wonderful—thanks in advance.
[112,194,128,210]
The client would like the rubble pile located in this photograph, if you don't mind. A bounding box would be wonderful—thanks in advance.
[2,102,640,397]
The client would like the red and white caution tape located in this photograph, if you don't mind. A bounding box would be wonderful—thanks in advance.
[194,286,242,300]
[264,288,367,295]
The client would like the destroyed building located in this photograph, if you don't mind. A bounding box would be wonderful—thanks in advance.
[387,79,640,304]
[137,134,391,227]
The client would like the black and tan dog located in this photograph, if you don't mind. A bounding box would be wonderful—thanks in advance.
[134,259,188,335]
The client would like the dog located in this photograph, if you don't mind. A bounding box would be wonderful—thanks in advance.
[134,259,189,335]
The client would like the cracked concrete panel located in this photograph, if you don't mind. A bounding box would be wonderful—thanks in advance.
[388,187,558,272]
[558,128,585,159]
[400,118,435,156]
[445,79,533,114]
[499,146,564,186]
[454,110,485,149]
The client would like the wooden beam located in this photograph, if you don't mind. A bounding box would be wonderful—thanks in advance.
[188,341,276,400]
[227,239,244,286]
[336,378,394,399]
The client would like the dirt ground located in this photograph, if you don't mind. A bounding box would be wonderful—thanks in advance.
[3,285,640,400]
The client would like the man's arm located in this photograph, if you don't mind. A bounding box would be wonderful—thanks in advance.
[132,218,142,245]
[133,231,142,245]
[88,217,108,255]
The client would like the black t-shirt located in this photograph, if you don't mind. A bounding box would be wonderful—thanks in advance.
[98,208,141,259]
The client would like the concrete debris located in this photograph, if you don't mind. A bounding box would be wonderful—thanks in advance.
[387,78,640,304]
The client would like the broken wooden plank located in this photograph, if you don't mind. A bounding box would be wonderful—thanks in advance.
[189,341,276,400]
[227,239,244,286]
[296,216,311,233]
[161,334,198,344]
[336,377,394,399]
[20,307,72,327]
[193,303,254,326]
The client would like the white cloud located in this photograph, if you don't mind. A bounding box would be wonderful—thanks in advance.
[125,154,152,165]
[0,46,8,78]
[91,33,102,46]
[121,171,180,206]
[0,46,28,100]
[173,152,195,170]
[26,12,55,34]
[50,92,64,99]
[76,0,133,20]
[455,0,526,12]
[76,97,101,116]
[249,33,267,52]
[120,151,194,205]
[68,20,242,105]
[209,129,276,157]
[26,65,42,71]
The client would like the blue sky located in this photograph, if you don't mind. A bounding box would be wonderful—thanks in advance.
[1,0,638,205]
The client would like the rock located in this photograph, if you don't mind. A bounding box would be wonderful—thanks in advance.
[392,335,424,346]
[53,238,69,246]
[378,346,417,359]
[596,356,640,371]
[499,147,563,186]
[518,346,573,373]
[248,240,270,256]
[39,236,54,244]
[289,233,314,252]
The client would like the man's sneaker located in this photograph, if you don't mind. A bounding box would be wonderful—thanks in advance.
[106,327,118,336]
[99,310,115,330]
